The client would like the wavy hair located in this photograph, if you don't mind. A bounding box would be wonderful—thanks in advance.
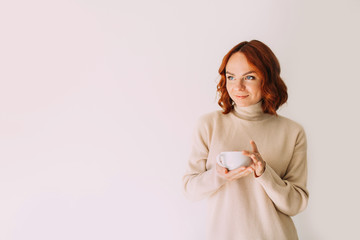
[217,40,288,115]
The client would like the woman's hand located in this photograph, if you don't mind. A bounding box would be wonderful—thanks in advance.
[242,140,266,177]
[216,163,253,181]
[216,140,266,180]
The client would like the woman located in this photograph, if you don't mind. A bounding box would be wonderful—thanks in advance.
[182,40,308,240]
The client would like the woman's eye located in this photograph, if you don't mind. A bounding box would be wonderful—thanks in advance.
[227,76,235,80]
[245,75,255,80]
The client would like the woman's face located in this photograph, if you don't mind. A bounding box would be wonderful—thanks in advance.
[225,52,262,107]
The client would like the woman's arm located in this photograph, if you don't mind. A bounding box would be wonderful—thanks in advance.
[182,117,227,201]
[255,128,309,216]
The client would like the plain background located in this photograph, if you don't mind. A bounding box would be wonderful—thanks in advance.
[1,0,359,239]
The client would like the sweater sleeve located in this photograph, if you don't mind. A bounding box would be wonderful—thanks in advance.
[255,127,309,216]
[182,116,227,201]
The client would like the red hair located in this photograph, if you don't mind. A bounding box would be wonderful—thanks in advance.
[217,40,288,115]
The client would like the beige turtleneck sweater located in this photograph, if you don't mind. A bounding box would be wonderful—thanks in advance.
[182,101,308,240]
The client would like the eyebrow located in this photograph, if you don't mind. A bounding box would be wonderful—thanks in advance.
[225,70,257,76]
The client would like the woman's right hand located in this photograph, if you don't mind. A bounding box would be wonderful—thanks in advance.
[216,163,253,181]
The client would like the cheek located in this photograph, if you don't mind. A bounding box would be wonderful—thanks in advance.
[251,85,262,97]
[226,84,231,94]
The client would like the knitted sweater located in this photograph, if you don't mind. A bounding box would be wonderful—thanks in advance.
[182,101,308,240]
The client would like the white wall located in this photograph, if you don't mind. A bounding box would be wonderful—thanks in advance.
[1,0,359,239]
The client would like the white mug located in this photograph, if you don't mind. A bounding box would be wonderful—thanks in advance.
[216,151,252,170]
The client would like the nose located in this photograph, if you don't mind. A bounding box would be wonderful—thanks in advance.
[235,78,246,91]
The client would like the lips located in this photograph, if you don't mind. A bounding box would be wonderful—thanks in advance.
[236,95,249,99]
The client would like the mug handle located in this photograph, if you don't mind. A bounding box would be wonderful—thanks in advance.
[216,153,225,167]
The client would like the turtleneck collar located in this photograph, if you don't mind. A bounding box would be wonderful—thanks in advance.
[232,100,270,121]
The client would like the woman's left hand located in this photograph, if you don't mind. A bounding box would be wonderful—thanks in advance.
[242,140,266,178]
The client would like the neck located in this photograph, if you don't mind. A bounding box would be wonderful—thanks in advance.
[233,101,268,121]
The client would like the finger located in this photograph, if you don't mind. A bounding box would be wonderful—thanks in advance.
[251,153,260,164]
[242,150,253,156]
[228,166,246,175]
[229,166,251,176]
[250,140,259,153]
[244,166,255,175]
[225,166,247,178]
[229,168,253,180]
[242,150,259,165]
[245,166,254,171]
[248,165,256,173]
[233,166,247,174]
[243,150,259,164]
[216,164,228,176]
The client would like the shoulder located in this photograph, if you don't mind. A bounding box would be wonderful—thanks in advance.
[276,115,307,151]
[275,115,304,129]
[193,110,230,135]
[275,115,305,134]
[196,110,229,126]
